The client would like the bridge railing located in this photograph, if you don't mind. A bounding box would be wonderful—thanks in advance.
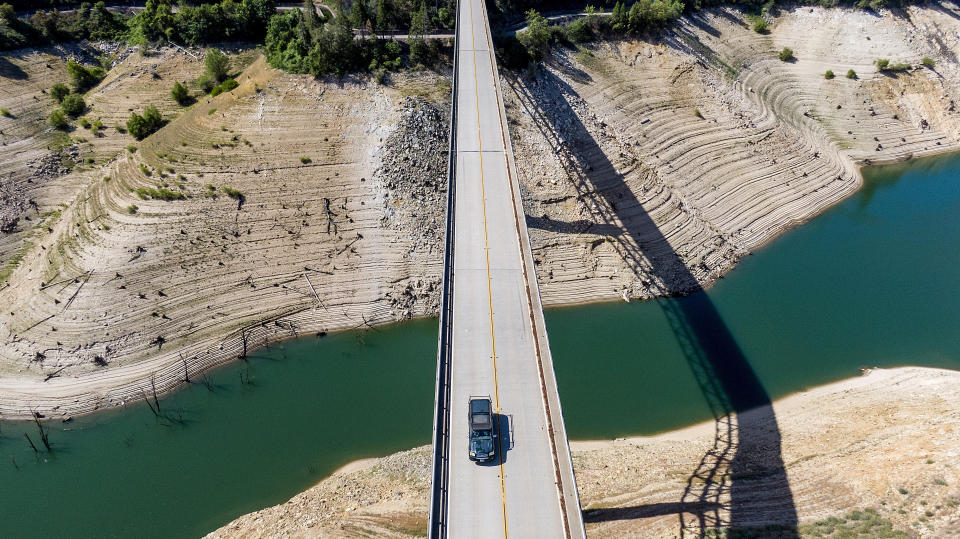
[428,0,460,536]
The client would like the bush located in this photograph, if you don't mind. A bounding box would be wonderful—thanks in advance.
[60,93,86,116]
[126,144,137,152]
[171,81,190,105]
[127,106,164,140]
[824,69,834,79]
[210,78,239,96]
[79,117,91,128]
[876,58,889,70]
[204,48,230,83]
[135,186,185,201]
[50,83,70,103]
[0,107,9,117]
[300,156,311,163]
[778,47,795,62]
[49,109,69,130]
[750,16,768,34]
[66,60,105,92]
[922,56,935,68]
[127,204,138,214]
[564,18,592,43]
[222,186,243,199]
[846,69,857,79]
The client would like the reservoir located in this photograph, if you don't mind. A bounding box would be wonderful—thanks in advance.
[1,153,959,537]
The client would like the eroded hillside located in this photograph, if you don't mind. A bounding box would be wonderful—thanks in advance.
[0,47,449,417]
[508,5,960,305]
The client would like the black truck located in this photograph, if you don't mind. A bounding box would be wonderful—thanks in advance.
[468,396,496,463]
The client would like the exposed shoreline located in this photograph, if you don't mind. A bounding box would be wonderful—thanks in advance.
[208,366,960,537]
[2,4,960,421]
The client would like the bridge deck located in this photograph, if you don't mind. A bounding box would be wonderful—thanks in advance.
[441,0,585,536]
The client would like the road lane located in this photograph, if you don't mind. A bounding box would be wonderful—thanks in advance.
[442,0,584,535]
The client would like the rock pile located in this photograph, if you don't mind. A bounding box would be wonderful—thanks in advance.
[375,96,449,319]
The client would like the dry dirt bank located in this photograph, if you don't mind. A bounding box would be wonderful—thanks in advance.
[3,4,960,418]
[507,4,960,304]
[208,367,960,538]
[0,46,450,418]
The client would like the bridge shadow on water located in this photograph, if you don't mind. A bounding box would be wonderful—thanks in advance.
[503,67,799,537]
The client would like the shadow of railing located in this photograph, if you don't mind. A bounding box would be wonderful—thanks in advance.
[504,65,798,537]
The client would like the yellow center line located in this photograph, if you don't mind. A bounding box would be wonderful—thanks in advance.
[466,0,509,536]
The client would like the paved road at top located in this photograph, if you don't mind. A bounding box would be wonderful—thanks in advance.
[443,0,585,536]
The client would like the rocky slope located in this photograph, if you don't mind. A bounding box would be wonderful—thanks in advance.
[209,367,960,538]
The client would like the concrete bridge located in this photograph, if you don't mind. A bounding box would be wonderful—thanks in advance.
[427,0,585,536]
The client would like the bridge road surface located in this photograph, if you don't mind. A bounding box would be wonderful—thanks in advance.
[444,0,585,536]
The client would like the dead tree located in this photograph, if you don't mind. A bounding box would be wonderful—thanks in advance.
[24,433,38,453]
[141,389,159,417]
[180,354,190,384]
[32,413,50,451]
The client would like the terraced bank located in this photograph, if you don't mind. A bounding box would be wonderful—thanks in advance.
[508,5,960,305]
[3,4,960,418]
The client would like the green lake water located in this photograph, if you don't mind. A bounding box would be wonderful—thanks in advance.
[1,153,959,537]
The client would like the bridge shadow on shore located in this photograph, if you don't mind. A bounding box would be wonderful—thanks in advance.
[503,66,798,538]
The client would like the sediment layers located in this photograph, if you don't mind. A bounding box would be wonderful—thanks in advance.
[507,5,960,305]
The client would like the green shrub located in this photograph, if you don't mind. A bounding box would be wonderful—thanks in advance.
[222,186,243,199]
[749,15,768,34]
[50,83,70,104]
[0,107,9,117]
[876,58,889,70]
[49,110,69,130]
[564,18,592,43]
[126,145,137,152]
[135,187,185,201]
[66,60,105,92]
[139,164,152,176]
[846,69,857,79]
[171,81,190,105]
[922,56,935,68]
[60,93,86,117]
[127,204,138,214]
[824,70,834,79]
[209,79,238,97]
[778,47,795,62]
[208,108,216,115]
[127,106,164,140]
[300,156,311,164]
[694,108,703,119]
[79,117,91,129]
[204,48,230,83]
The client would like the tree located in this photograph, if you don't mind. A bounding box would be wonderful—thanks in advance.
[60,93,86,116]
[350,0,368,32]
[171,81,190,105]
[824,69,834,79]
[516,9,550,60]
[302,0,323,37]
[50,83,70,104]
[778,47,794,62]
[611,1,627,32]
[127,106,164,140]
[204,48,230,82]
[0,3,15,25]
[374,0,391,34]
[846,69,857,79]
[408,0,428,67]
[49,110,69,130]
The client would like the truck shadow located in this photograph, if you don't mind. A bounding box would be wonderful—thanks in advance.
[479,413,513,466]
[503,67,799,537]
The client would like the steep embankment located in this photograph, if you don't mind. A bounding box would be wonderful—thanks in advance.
[208,367,960,538]
[0,47,450,417]
[507,5,960,305]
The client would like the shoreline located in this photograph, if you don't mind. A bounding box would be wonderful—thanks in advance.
[208,365,960,537]
[3,4,960,419]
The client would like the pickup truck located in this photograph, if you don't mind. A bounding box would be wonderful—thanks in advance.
[468,396,496,463]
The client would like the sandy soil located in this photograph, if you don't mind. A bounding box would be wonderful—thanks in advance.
[0,5,959,421]
[207,367,960,538]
